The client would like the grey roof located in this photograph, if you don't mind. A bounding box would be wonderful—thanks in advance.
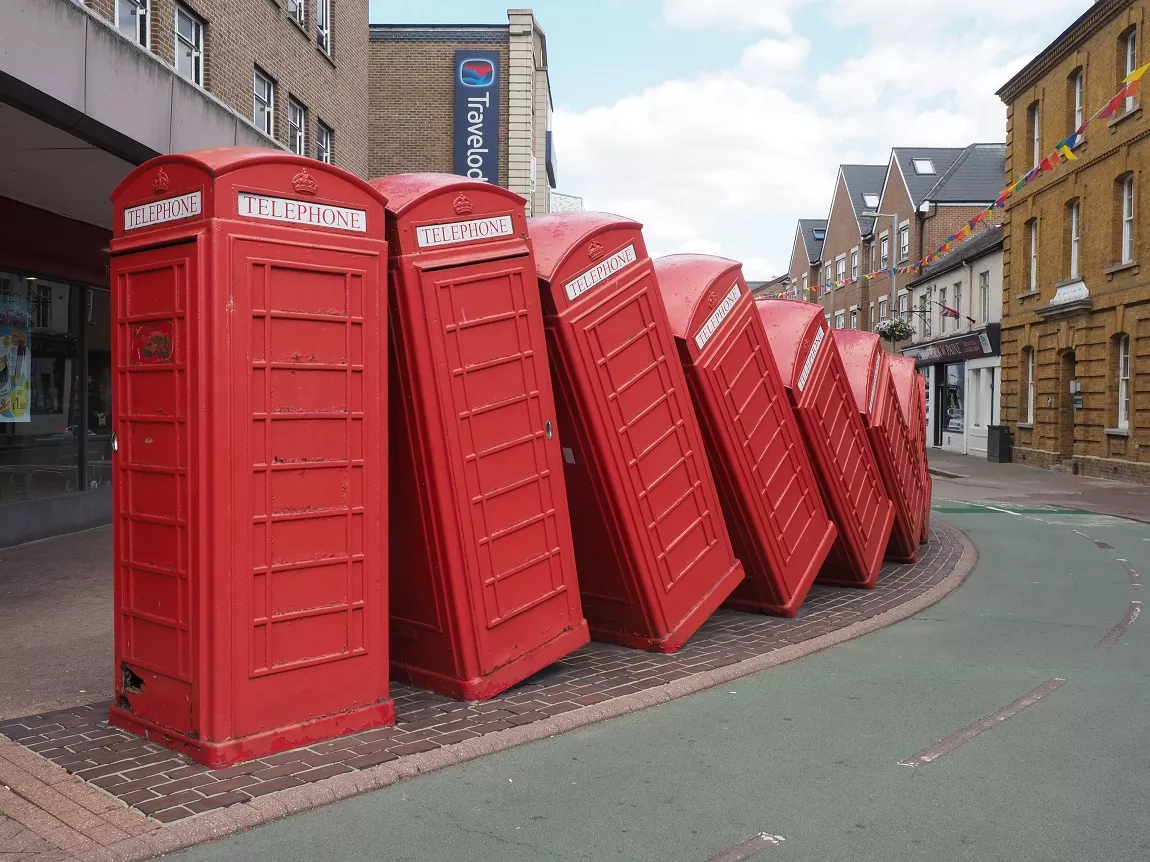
[890,148,965,208]
[909,224,1004,285]
[798,218,827,264]
[841,165,887,235]
[925,144,1006,203]
[369,25,510,42]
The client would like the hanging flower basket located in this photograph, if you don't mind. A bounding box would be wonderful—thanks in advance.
[874,317,913,342]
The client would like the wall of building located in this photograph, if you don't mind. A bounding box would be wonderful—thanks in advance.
[999,0,1150,481]
[80,0,369,176]
[819,173,872,329]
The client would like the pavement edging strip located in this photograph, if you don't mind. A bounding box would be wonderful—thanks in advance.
[78,519,977,862]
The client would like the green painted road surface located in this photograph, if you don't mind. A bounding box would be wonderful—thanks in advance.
[174,506,1150,862]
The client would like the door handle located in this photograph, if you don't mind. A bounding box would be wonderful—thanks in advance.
[545,420,554,440]
[111,431,118,453]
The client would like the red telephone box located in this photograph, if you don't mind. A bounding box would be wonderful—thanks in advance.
[370,174,588,699]
[107,148,392,767]
[832,330,923,564]
[755,300,895,589]
[888,355,932,544]
[652,255,835,617]
[529,213,744,652]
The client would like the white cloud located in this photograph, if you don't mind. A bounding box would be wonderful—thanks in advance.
[554,1,1089,279]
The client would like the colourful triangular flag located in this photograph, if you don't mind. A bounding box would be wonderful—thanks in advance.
[1124,60,1150,84]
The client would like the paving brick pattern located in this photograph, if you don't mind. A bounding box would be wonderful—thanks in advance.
[0,524,961,826]
[0,814,68,862]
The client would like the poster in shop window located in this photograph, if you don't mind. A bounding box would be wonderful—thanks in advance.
[0,294,31,423]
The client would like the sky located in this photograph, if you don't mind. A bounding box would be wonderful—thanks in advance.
[370,1,1092,279]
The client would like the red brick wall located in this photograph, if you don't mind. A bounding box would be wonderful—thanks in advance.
[819,173,872,328]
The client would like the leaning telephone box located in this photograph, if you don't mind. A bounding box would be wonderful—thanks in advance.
[529,214,744,651]
[888,355,931,544]
[108,148,393,767]
[652,255,835,617]
[832,330,922,564]
[371,174,588,699]
[755,300,895,589]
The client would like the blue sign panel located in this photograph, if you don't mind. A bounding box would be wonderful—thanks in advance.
[453,50,500,184]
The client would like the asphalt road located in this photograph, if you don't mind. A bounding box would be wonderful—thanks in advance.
[172,501,1149,862]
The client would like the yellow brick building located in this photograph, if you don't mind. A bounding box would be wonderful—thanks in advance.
[999,0,1150,480]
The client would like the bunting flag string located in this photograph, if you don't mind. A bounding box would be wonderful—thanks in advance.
[796,61,1150,301]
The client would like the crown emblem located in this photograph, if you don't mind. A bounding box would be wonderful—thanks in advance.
[152,168,170,194]
[707,291,717,309]
[587,240,605,261]
[452,194,474,215]
[291,169,318,196]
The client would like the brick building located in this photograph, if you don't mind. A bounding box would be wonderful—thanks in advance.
[998,0,1150,481]
[368,10,557,215]
[818,164,885,331]
[785,218,826,301]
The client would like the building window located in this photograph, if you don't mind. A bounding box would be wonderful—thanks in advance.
[1028,101,1041,169]
[1027,218,1038,291]
[1118,334,1132,429]
[918,293,930,338]
[1121,174,1135,263]
[1126,28,1138,113]
[116,0,149,48]
[912,158,936,175]
[835,311,845,330]
[253,69,274,136]
[879,297,888,320]
[33,283,52,329]
[836,257,846,285]
[316,0,331,54]
[1068,198,1081,279]
[850,249,859,280]
[801,273,808,295]
[955,284,963,329]
[863,193,879,208]
[899,225,910,262]
[898,292,908,321]
[939,287,948,334]
[175,5,204,86]
[1070,68,1084,130]
[869,303,875,328]
[288,99,306,155]
[850,308,858,329]
[880,235,889,269]
[980,271,990,322]
[824,264,832,293]
[1023,347,1036,424]
[813,228,825,241]
[287,0,304,26]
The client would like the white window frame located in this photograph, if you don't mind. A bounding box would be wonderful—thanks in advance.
[174,5,204,87]
[1073,70,1084,129]
[835,311,846,330]
[316,0,331,54]
[1122,176,1135,264]
[1069,199,1080,279]
[1030,102,1041,169]
[287,0,305,26]
[849,306,858,330]
[980,271,990,322]
[116,0,149,48]
[850,248,859,280]
[1119,334,1131,429]
[288,99,306,155]
[880,234,890,269]
[955,283,963,330]
[939,287,948,334]
[836,256,846,285]
[1127,30,1138,113]
[824,264,832,293]
[899,224,910,262]
[801,273,808,294]
[1026,349,1036,423]
[1028,219,1038,291]
[898,292,908,320]
[253,68,274,136]
[879,297,888,320]
[869,303,875,328]
[316,121,332,163]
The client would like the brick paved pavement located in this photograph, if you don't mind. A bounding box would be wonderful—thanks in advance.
[0,522,963,834]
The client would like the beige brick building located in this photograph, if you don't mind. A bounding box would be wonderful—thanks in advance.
[368,10,556,214]
[818,164,885,331]
[81,0,370,175]
[998,0,1150,481]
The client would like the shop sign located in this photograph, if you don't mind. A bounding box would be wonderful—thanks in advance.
[902,325,999,366]
[0,294,31,423]
[453,50,501,184]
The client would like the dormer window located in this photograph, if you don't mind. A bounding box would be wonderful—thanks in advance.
[812,228,826,241]
[862,193,879,208]
[912,158,936,175]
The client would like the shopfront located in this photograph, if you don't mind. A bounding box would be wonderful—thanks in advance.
[903,324,1001,456]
